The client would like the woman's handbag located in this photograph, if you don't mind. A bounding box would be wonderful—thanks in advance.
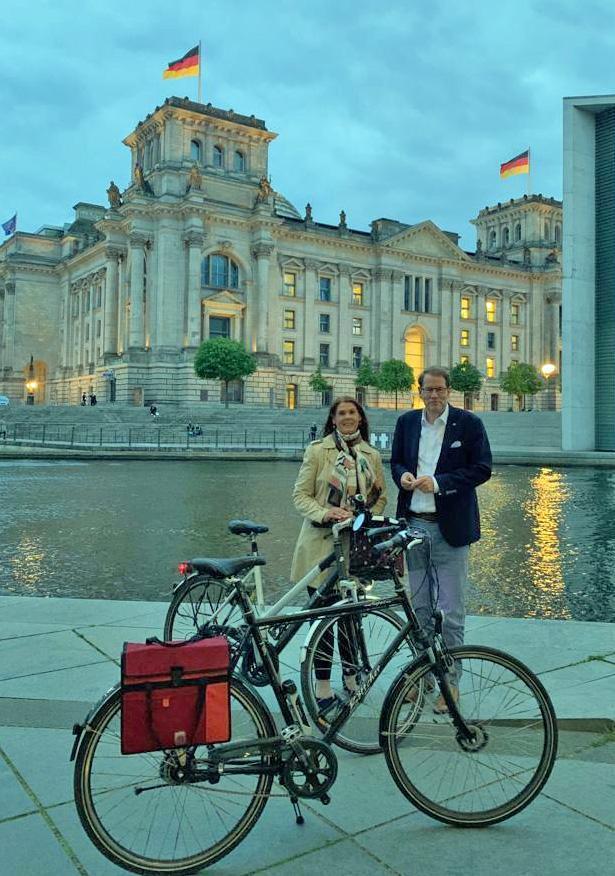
[120,636,231,755]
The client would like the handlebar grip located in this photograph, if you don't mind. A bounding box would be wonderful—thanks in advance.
[371,532,406,555]
[366,524,400,540]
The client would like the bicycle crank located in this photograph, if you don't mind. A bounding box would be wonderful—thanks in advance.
[281,739,338,800]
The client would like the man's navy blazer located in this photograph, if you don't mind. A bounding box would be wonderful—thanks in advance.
[390,405,492,547]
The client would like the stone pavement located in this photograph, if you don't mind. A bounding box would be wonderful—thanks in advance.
[0,596,613,875]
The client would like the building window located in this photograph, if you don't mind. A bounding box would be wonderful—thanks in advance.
[202,255,239,289]
[489,230,497,249]
[190,140,201,162]
[544,221,550,240]
[511,334,519,351]
[460,329,470,347]
[319,313,330,333]
[414,276,421,312]
[404,276,411,311]
[284,309,295,330]
[319,343,330,366]
[555,224,561,244]
[213,145,224,168]
[460,355,470,365]
[352,317,362,336]
[283,271,297,297]
[286,383,298,409]
[503,226,510,246]
[511,302,520,325]
[233,150,246,172]
[487,331,496,350]
[85,324,90,341]
[486,357,495,378]
[515,222,522,241]
[84,289,91,312]
[283,340,295,365]
[490,393,499,411]
[352,282,364,305]
[96,320,101,338]
[95,286,102,308]
[72,296,79,317]
[209,316,231,339]
[424,278,431,313]
[319,277,331,301]
[460,296,471,319]
[486,299,497,322]
[352,346,362,368]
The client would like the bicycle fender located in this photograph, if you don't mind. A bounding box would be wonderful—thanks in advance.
[378,655,430,746]
[299,594,384,659]
[172,571,203,595]
[70,682,120,761]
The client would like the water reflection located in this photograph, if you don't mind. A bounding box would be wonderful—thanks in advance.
[0,460,613,621]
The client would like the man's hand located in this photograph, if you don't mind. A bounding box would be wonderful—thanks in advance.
[323,507,353,522]
[413,476,435,493]
[400,472,416,491]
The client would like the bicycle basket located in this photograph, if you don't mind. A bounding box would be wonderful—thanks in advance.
[349,518,405,581]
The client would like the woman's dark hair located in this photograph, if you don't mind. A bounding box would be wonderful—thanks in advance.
[323,396,370,441]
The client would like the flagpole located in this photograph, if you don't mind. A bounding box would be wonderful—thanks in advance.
[527,146,531,196]
[197,41,202,103]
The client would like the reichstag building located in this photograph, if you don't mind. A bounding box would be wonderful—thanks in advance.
[0,97,562,409]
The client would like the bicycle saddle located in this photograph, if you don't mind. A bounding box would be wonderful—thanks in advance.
[189,555,266,578]
[228,520,269,535]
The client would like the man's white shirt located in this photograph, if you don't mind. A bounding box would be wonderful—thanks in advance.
[409,404,449,513]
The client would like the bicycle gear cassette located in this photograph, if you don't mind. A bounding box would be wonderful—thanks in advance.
[241,641,279,686]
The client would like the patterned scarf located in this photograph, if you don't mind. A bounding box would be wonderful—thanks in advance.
[326,429,380,509]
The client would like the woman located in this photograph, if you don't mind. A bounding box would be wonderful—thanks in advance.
[290,396,387,710]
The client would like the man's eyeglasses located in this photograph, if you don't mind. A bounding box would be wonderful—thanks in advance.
[420,387,449,395]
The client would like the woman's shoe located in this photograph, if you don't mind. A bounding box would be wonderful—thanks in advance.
[316,692,344,716]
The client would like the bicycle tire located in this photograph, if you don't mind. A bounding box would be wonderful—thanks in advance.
[380,645,558,827]
[164,575,241,642]
[74,676,276,875]
[300,605,418,755]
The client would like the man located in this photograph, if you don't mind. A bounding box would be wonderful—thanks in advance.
[391,366,492,711]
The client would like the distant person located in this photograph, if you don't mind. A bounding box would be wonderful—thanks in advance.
[186,421,194,433]
[309,422,318,441]
[391,366,492,713]
[150,405,159,417]
[81,393,87,406]
[193,424,203,436]
[90,393,97,406]
[0,418,7,440]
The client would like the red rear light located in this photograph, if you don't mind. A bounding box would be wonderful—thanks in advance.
[178,562,192,575]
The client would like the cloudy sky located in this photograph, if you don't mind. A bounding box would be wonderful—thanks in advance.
[2,0,615,249]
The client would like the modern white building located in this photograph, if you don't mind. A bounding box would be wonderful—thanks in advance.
[0,97,561,409]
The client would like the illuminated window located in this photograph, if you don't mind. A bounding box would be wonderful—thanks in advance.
[511,334,519,352]
[486,299,496,322]
[352,317,362,336]
[460,355,470,365]
[460,329,470,346]
[461,296,471,319]
[284,272,297,297]
[352,282,364,305]
[283,340,295,364]
[405,326,424,378]
[511,303,520,325]
[284,309,295,329]
[486,357,495,378]
[319,313,330,333]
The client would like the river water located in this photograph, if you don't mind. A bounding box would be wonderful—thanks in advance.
[0,459,613,622]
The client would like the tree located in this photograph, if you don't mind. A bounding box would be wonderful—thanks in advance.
[308,364,332,404]
[449,361,483,409]
[355,356,378,389]
[193,338,256,408]
[376,359,414,410]
[499,362,543,411]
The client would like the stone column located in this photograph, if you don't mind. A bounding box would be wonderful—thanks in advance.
[390,270,404,359]
[501,290,512,375]
[103,250,120,357]
[0,286,5,369]
[449,280,462,367]
[374,268,392,364]
[2,282,15,369]
[244,279,256,353]
[303,259,318,365]
[475,285,488,370]
[116,256,126,354]
[337,266,352,368]
[128,234,147,350]
[184,231,205,349]
[252,243,274,353]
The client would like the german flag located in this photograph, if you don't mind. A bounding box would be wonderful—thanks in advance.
[163,45,200,80]
[500,150,530,179]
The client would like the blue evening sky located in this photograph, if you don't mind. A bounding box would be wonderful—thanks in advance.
[1,0,615,249]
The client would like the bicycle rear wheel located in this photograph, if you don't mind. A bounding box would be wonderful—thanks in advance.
[164,575,242,642]
[301,605,417,754]
[74,677,276,875]
[381,646,558,826]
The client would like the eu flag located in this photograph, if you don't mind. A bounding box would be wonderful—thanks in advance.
[2,214,16,236]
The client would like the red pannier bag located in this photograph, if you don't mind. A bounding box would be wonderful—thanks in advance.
[120,636,231,755]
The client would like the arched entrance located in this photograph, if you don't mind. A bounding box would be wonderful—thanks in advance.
[404,326,425,407]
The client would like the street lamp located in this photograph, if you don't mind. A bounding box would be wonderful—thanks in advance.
[541,362,557,411]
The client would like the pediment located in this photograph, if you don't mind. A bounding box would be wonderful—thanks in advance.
[201,289,245,307]
[381,221,470,261]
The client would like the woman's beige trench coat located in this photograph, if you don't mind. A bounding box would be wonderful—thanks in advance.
[289,434,387,585]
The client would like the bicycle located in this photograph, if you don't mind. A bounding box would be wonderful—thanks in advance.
[71,520,558,875]
[164,512,419,755]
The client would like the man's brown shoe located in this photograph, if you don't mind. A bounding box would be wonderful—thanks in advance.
[433,685,459,714]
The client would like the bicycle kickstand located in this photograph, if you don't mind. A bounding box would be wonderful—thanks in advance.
[289,794,305,826]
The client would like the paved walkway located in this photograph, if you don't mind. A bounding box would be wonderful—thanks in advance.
[0,596,613,875]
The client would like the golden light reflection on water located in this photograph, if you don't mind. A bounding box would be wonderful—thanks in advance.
[10,536,46,594]
[523,468,571,618]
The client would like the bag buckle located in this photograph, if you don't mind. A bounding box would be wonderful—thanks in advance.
[171,666,183,686]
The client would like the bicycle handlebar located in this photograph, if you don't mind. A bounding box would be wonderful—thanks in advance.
[371,530,425,555]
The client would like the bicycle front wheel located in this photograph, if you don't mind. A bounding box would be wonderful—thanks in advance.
[164,575,241,642]
[381,646,558,827]
[301,605,417,754]
[74,677,276,875]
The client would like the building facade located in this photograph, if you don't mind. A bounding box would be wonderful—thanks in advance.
[0,97,562,409]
